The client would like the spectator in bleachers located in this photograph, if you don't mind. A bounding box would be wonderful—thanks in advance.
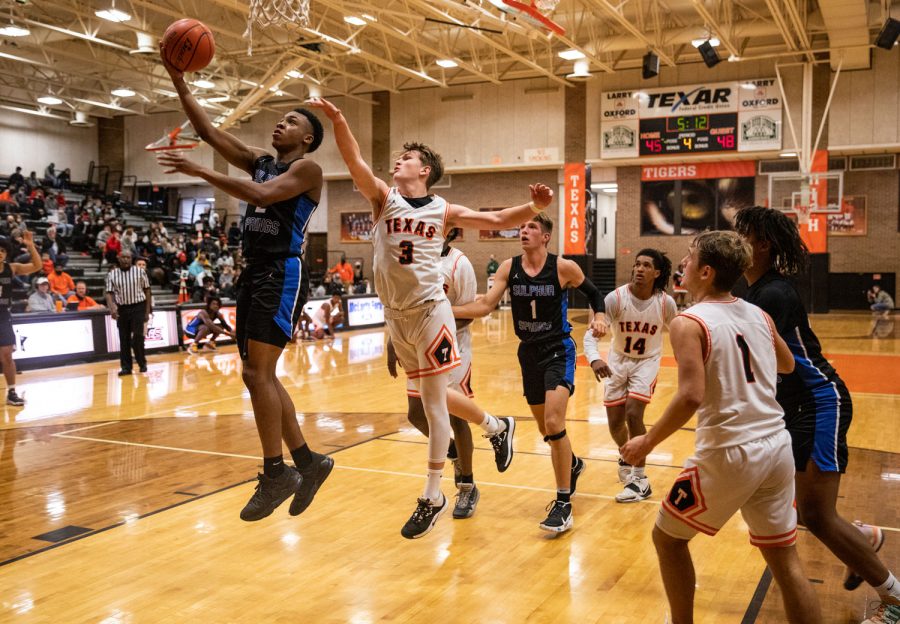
[102,227,121,269]
[14,186,27,207]
[219,264,235,298]
[48,262,75,301]
[187,251,208,284]
[40,226,68,267]
[0,191,15,215]
[27,188,45,220]
[121,226,138,257]
[55,206,73,238]
[192,274,219,303]
[43,163,58,188]
[0,215,15,237]
[330,254,354,291]
[227,221,240,247]
[40,252,53,276]
[66,280,103,311]
[24,171,39,194]
[56,168,71,189]
[71,211,93,251]
[199,232,218,258]
[216,250,234,271]
[26,277,57,313]
[8,167,24,188]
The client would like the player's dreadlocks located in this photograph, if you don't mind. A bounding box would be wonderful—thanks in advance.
[635,248,672,292]
[734,205,809,276]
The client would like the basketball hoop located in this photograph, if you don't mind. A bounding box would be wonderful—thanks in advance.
[145,120,201,152]
[244,0,311,54]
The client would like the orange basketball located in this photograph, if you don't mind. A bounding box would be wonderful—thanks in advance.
[161,19,215,73]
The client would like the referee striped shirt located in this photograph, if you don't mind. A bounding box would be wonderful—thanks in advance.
[105,266,150,306]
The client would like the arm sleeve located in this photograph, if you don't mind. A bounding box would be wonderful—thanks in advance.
[576,277,605,313]
[583,329,602,364]
[454,255,478,305]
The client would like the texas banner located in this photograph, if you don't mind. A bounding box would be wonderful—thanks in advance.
[563,162,586,254]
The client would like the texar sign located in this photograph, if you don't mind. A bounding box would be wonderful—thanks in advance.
[564,163,586,254]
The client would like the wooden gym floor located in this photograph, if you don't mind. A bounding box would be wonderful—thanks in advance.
[0,310,897,623]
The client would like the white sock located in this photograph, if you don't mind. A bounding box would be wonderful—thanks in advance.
[633,466,646,479]
[424,468,443,503]
[479,412,502,435]
[875,572,900,601]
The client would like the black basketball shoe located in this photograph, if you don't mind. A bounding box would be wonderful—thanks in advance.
[486,416,515,472]
[240,468,303,522]
[453,483,479,519]
[539,500,573,533]
[401,495,447,539]
[289,451,335,516]
[6,390,24,406]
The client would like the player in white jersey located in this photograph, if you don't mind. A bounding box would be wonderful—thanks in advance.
[621,231,821,624]
[584,249,676,502]
[309,97,552,539]
[387,228,481,519]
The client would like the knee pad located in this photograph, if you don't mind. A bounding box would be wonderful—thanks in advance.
[543,428,567,443]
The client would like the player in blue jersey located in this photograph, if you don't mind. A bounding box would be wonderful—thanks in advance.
[184,295,234,353]
[735,206,900,621]
[453,213,607,534]
[158,51,333,523]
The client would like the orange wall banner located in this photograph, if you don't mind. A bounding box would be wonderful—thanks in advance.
[799,213,827,253]
[801,149,828,253]
[563,162,586,254]
[640,161,756,181]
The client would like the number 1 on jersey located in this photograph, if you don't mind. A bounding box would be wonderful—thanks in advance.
[735,334,756,383]
[530,299,537,320]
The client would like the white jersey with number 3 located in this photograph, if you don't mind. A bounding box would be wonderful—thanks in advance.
[680,298,785,451]
[608,285,677,359]
[373,187,448,311]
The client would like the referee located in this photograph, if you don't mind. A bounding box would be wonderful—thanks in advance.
[105,251,152,375]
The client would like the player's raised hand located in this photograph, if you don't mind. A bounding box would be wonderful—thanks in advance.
[22,229,34,246]
[529,183,553,210]
[590,358,612,381]
[158,41,184,81]
[304,97,341,121]
[157,151,201,176]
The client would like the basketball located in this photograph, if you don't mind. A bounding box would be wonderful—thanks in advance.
[161,18,215,73]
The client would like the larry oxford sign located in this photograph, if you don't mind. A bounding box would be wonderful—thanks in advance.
[600,79,782,159]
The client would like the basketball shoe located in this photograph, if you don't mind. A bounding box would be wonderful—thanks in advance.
[486,416,515,472]
[453,483,479,519]
[6,390,24,406]
[289,451,334,516]
[616,474,652,503]
[617,457,632,483]
[844,521,886,590]
[401,495,447,539]
[240,468,303,521]
[539,500,573,533]
[862,602,900,624]
[571,457,586,496]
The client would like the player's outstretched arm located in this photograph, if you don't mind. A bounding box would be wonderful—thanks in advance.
[447,184,553,230]
[583,331,612,380]
[10,230,41,276]
[305,97,389,210]
[452,259,511,319]
[620,315,704,464]
[160,44,265,174]
[156,153,321,208]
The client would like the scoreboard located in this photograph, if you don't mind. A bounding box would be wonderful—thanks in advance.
[600,79,782,159]
[639,113,737,155]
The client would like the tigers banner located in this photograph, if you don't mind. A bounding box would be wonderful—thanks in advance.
[563,163,586,254]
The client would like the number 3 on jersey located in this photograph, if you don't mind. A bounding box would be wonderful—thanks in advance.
[398,240,414,265]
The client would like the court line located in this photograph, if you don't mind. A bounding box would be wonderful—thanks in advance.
[44,432,900,531]
[741,568,773,624]
[56,421,117,435]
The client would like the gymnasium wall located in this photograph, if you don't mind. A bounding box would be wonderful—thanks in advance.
[829,50,900,149]
[0,108,98,182]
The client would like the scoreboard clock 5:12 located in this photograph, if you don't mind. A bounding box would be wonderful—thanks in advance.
[639,112,738,155]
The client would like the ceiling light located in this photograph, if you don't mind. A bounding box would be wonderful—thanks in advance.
[0,24,30,37]
[206,96,230,103]
[111,87,135,97]
[343,16,366,26]
[692,37,719,48]
[567,59,591,80]
[558,49,585,61]
[286,70,304,79]
[191,78,216,89]
[37,95,63,105]
[779,151,798,158]
[436,59,458,68]
[95,8,131,22]
[728,54,741,62]
[361,14,376,21]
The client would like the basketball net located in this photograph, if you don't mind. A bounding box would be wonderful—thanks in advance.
[145,120,200,152]
[244,0,311,54]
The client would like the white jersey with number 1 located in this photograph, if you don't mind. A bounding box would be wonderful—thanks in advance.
[373,187,448,311]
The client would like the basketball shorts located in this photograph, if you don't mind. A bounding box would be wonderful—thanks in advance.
[781,376,852,473]
[517,336,577,406]
[657,428,798,548]
[407,331,472,398]
[386,298,460,381]
[235,258,308,359]
[0,310,14,348]
[602,351,660,406]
